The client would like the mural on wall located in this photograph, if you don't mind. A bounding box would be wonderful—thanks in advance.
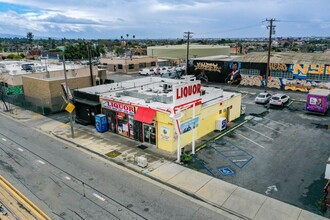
[288,64,330,79]
[225,62,242,85]
[191,60,330,91]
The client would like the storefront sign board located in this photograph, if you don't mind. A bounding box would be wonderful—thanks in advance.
[102,100,135,115]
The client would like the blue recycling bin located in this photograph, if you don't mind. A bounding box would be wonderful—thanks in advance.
[95,114,108,133]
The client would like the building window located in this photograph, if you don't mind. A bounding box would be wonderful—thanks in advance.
[129,64,134,69]
[151,62,156,67]
[118,64,123,69]
[139,63,146,68]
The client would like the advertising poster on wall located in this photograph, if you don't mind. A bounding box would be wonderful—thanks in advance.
[160,126,170,141]
[180,117,199,134]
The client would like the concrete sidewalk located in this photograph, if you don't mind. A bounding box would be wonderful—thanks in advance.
[0,104,327,220]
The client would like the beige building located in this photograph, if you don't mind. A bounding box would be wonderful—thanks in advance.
[147,45,231,60]
[21,66,98,113]
[100,56,158,73]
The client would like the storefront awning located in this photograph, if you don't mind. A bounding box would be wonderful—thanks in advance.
[133,107,156,124]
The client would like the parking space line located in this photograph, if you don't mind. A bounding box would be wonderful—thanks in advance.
[243,125,273,140]
[264,117,290,127]
[234,132,265,149]
[287,101,293,107]
[255,122,282,133]
[93,193,105,202]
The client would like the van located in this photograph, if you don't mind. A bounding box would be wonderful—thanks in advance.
[306,88,330,115]
[139,68,155,76]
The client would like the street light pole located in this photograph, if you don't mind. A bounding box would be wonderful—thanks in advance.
[63,55,74,138]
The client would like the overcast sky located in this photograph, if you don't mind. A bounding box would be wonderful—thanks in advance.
[0,0,329,39]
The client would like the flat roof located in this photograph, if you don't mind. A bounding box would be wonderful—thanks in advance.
[77,76,239,112]
[0,60,85,76]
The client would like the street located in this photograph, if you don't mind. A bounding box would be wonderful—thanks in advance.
[0,114,234,220]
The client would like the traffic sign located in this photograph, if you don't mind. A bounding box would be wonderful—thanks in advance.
[65,102,75,113]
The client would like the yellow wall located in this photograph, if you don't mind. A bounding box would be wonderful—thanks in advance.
[155,94,242,153]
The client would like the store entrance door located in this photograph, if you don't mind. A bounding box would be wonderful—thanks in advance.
[143,124,156,145]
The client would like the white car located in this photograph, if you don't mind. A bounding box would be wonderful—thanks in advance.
[139,68,155,76]
[255,92,271,104]
[269,94,290,106]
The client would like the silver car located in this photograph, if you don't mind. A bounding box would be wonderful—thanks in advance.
[255,92,271,104]
[269,94,290,106]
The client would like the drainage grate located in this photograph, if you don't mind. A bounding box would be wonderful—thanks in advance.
[106,150,121,158]
[137,145,148,150]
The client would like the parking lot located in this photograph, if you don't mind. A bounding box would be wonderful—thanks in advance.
[189,92,330,216]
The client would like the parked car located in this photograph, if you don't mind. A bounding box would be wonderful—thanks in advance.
[159,66,173,75]
[161,69,181,79]
[139,68,155,76]
[269,93,290,106]
[255,92,271,104]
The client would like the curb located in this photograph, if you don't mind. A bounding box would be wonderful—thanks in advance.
[0,176,51,220]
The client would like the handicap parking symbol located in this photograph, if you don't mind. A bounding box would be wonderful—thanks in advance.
[218,167,235,176]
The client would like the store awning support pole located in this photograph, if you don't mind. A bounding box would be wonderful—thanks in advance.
[192,103,196,154]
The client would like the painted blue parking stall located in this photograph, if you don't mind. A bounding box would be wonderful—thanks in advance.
[209,139,254,169]
[218,167,235,176]
[192,155,216,177]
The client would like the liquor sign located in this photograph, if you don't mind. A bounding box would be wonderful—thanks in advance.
[173,81,202,106]
[102,100,135,115]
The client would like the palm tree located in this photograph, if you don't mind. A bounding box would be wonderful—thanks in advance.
[27,32,34,43]
[126,34,129,39]
[133,35,135,39]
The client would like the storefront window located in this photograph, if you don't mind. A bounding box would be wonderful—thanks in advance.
[117,112,129,137]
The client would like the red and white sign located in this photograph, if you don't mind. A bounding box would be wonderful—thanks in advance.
[102,100,135,115]
[173,81,202,106]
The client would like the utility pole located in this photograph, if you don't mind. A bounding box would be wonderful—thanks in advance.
[265,18,276,87]
[184,31,193,75]
[63,55,75,138]
[87,42,94,86]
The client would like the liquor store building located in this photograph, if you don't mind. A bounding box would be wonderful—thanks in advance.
[77,76,242,153]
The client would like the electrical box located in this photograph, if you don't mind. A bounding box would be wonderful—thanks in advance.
[136,156,148,168]
[216,117,227,131]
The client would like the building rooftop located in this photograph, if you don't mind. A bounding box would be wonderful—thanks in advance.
[148,45,230,50]
[77,76,239,112]
[0,60,85,76]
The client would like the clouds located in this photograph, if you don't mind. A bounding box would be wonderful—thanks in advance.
[0,0,329,39]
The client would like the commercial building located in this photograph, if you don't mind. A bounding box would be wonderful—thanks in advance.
[189,52,330,91]
[147,45,231,60]
[75,76,241,153]
[0,60,102,114]
[100,56,159,73]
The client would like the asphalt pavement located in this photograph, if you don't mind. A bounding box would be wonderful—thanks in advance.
[1,81,330,220]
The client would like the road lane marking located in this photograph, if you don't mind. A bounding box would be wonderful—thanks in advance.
[37,160,45,165]
[17,148,24,152]
[93,193,105,201]
[1,138,6,141]
[255,122,282,133]
[243,125,273,140]
[65,176,71,180]
[234,132,265,149]
[264,117,290,127]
